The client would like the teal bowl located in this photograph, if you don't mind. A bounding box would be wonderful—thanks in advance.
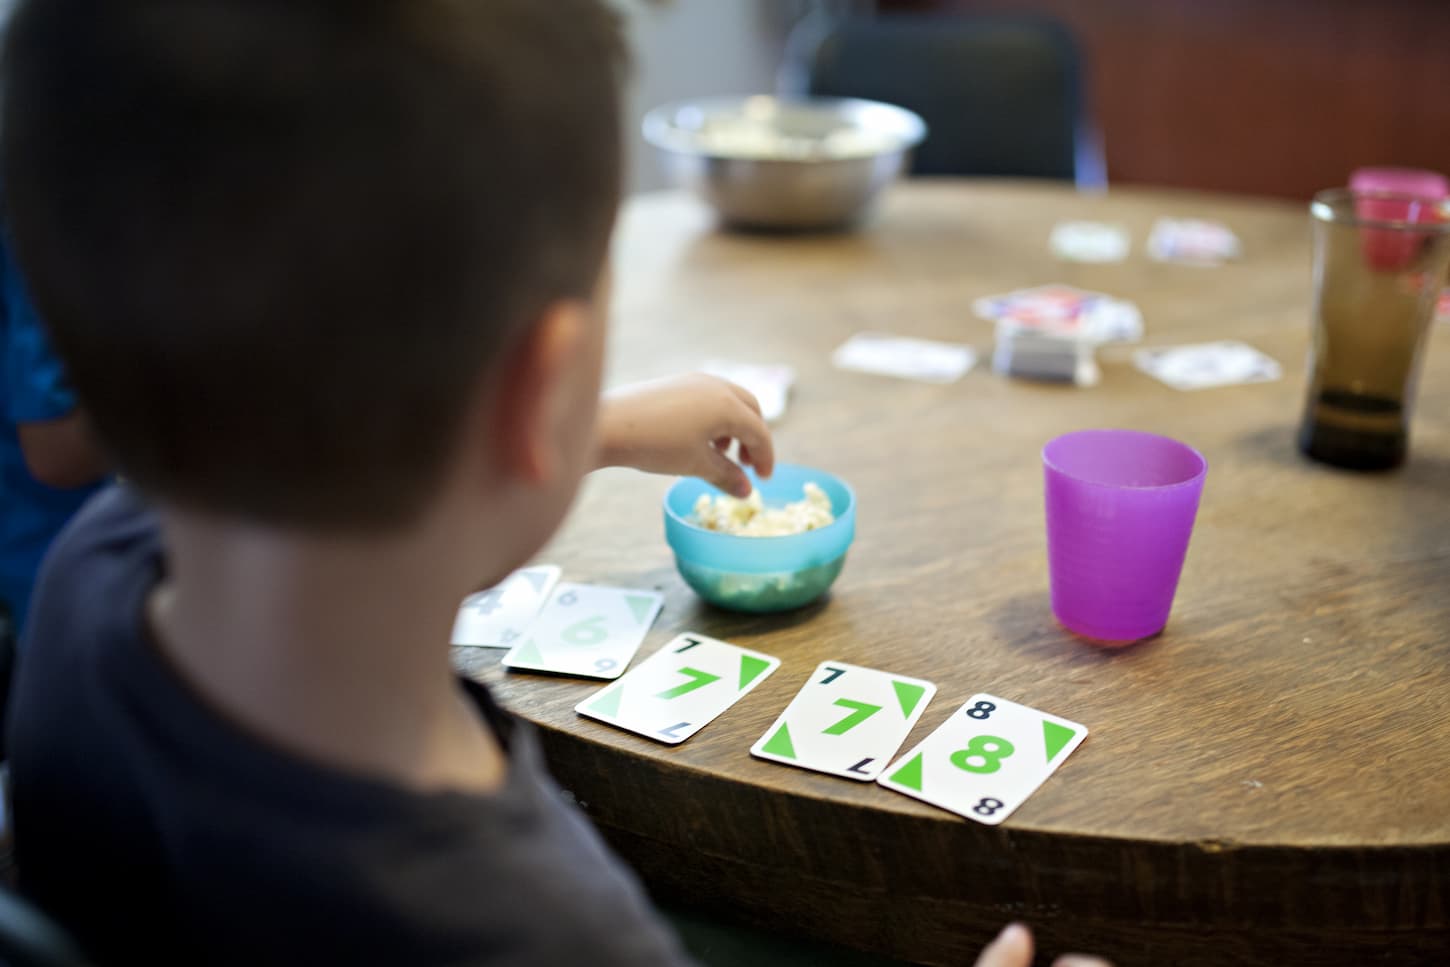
[663,464,856,613]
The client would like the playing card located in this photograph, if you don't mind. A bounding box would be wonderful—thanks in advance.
[502,582,663,679]
[751,661,936,781]
[1049,221,1129,263]
[576,632,780,744]
[973,285,1143,344]
[1134,340,1282,391]
[831,332,976,383]
[700,360,796,423]
[451,565,561,648]
[878,694,1088,826]
[1146,218,1241,265]
[992,328,1100,387]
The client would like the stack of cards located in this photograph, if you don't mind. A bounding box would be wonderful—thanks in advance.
[975,286,1141,386]
[973,285,1144,344]
[1146,218,1241,266]
[1134,341,1281,391]
[831,332,977,384]
[1049,221,1130,263]
[700,360,796,423]
[991,328,1100,386]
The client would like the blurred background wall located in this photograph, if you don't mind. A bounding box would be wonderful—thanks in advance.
[619,0,1450,200]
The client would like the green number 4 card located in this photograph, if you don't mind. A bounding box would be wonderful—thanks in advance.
[576,633,780,744]
[877,694,1088,825]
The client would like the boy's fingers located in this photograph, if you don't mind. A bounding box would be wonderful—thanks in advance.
[701,447,751,498]
[1053,957,1114,967]
[721,402,774,480]
[722,379,764,418]
[973,923,1033,967]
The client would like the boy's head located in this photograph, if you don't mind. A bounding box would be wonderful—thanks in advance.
[2,0,624,532]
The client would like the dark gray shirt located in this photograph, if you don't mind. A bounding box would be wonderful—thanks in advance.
[11,485,694,965]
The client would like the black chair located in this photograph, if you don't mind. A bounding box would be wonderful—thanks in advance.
[0,888,89,967]
[784,13,1103,187]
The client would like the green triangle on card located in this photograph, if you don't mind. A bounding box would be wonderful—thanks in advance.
[892,681,927,719]
[512,637,544,666]
[625,594,655,625]
[888,752,924,791]
[1042,720,1076,763]
[589,685,623,719]
[738,655,770,690]
[761,722,796,759]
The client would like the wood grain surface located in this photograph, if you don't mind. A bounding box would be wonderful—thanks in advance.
[456,180,1450,967]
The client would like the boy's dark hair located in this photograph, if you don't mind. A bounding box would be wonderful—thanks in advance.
[1,0,624,529]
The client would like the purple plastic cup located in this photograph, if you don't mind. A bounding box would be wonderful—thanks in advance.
[1043,429,1207,644]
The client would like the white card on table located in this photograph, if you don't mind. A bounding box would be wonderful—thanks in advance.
[451,565,561,648]
[700,359,796,423]
[1049,221,1130,263]
[1146,218,1241,265]
[877,694,1088,825]
[576,632,780,744]
[1134,340,1281,391]
[502,582,663,679]
[751,661,936,781]
[831,332,977,384]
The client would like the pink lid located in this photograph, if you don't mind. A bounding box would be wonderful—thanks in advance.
[1350,166,1449,199]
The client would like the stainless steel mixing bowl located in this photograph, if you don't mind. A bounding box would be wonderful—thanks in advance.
[642,95,927,231]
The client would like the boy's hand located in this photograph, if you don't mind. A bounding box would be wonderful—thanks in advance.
[973,924,1113,967]
[596,373,775,497]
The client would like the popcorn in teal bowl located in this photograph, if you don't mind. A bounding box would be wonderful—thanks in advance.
[663,464,856,613]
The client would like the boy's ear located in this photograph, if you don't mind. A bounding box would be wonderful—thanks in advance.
[490,299,592,485]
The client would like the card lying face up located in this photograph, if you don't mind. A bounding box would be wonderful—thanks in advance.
[577,633,780,744]
[502,582,663,679]
[751,661,937,781]
[878,694,1088,825]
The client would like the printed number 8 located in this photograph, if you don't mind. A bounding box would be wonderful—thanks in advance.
[973,797,1004,817]
[966,701,996,720]
[563,615,608,646]
[949,735,1015,775]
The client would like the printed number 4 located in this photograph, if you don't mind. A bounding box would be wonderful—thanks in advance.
[823,698,881,735]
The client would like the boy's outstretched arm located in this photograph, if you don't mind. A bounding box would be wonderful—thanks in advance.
[595,373,775,497]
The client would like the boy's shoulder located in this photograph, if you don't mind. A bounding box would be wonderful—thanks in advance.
[20,483,155,649]
[11,487,696,967]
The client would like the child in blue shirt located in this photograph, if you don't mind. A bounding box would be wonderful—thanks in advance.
[0,235,106,638]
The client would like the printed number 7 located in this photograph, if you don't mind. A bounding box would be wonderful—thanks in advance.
[823,698,881,735]
[655,666,720,700]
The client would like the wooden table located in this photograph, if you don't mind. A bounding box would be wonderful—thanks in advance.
[456,180,1450,967]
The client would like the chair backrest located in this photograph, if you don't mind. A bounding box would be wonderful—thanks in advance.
[791,14,1097,184]
[0,888,89,967]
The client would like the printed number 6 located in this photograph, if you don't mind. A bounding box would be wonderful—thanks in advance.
[563,615,608,646]
[949,735,1015,775]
